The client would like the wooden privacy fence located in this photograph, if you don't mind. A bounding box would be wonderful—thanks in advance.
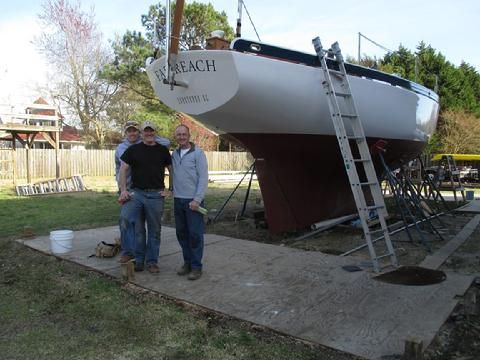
[0,149,253,180]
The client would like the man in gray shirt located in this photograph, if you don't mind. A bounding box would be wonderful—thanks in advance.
[172,124,208,280]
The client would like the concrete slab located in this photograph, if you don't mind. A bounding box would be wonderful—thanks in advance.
[18,227,473,359]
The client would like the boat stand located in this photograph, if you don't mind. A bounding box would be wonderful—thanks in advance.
[415,157,450,213]
[210,161,256,223]
[382,152,447,246]
[342,152,447,257]
[434,155,466,203]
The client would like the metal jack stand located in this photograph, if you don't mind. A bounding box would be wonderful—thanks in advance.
[344,149,447,257]
[416,157,450,213]
[378,151,445,252]
[211,162,257,223]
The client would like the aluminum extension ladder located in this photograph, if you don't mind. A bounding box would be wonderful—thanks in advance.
[16,175,86,196]
[312,37,397,272]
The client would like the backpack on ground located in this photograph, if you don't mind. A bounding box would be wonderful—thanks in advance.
[95,238,121,258]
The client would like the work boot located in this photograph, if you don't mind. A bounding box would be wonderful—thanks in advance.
[176,264,191,276]
[147,263,160,273]
[119,254,135,264]
[187,269,202,280]
[134,262,144,272]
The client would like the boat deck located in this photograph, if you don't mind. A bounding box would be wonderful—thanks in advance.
[19,225,474,359]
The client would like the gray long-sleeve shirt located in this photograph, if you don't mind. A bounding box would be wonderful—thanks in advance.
[172,143,208,203]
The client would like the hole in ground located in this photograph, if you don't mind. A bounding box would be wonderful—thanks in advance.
[374,266,446,286]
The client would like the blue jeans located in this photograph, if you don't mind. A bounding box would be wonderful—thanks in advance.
[118,189,146,260]
[120,189,164,265]
[118,209,146,256]
[174,198,205,270]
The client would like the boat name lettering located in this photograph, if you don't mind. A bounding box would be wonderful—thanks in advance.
[177,94,210,105]
[154,59,217,81]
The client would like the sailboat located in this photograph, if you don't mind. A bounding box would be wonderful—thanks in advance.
[146,0,439,233]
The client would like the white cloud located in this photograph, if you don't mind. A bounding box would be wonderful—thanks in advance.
[0,16,50,111]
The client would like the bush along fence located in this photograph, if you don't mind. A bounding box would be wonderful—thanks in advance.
[0,149,254,180]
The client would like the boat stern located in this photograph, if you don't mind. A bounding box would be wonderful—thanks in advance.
[146,51,239,115]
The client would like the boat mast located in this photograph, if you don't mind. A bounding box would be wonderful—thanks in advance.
[164,0,170,68]
[165,0,187,89]
[236,0,243,37]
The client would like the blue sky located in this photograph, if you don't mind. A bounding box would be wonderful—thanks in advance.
[1,0,479,109]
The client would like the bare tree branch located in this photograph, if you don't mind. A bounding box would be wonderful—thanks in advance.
[35,0,117,148]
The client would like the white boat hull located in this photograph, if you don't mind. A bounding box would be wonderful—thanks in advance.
[147,46,439,233]
[148,50,438,141]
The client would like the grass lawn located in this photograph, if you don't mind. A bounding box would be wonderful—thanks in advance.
[0,177,351,360]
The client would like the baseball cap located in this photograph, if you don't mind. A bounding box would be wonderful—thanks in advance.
[141,121,157,131]
[124,121,139,131]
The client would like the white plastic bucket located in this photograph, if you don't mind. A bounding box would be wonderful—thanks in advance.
[50,230,73,254]
[465,190,475,201]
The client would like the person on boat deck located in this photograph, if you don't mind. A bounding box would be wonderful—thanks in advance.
[172,124,209,280]
[114,121,170,271]
[118,121,173,274]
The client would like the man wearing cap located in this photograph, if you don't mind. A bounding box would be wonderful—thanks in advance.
[115,120,170,188]
[118,121,173,273]
[114,120,170,271]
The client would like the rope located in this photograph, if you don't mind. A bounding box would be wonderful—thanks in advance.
[241,1,261,42]
[359,32,393,53]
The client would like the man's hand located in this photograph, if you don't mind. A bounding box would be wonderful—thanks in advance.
[160,189,172,198]
[189,200,200,211]
[118,190,131,204]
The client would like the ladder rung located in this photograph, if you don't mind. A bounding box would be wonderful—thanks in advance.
[366,205,384,211]
[347,136,364,141]
[327,69,345,76]
[374,252,395,260]
[334,91,351,97]
[360,181,378,186]
[340,113,357,119]
[353,158,371,163]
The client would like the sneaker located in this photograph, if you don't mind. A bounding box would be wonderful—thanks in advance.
[147,264,160,273]
[187,269,202,280]
[134,262,144,272]
[176,264,191,276]
[119,255,135,264]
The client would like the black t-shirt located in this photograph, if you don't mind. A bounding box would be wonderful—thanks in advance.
[120,142,172,189]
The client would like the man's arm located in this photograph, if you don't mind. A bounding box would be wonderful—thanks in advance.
[167,165,173,190]
[118,161,131,203]
[190,150,208,210]
[114,147,121,187]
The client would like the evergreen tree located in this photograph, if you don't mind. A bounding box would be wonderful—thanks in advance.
[102,1,234,135]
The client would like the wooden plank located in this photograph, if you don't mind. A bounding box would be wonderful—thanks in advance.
[420,214,480,269]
